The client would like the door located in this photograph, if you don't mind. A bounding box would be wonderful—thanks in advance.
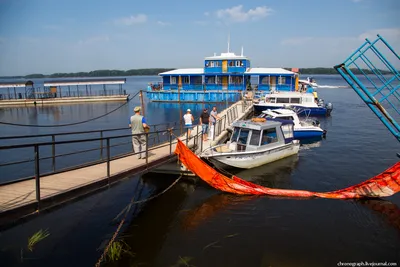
[270,76,276,91]
[178,76,182,90]
[222,76,228,89]
[222,60,227,73]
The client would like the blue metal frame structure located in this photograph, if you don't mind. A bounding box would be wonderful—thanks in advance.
[334,34,400,142]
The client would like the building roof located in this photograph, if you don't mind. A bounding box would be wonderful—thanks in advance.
[0,80,34,88]
[245,68,295,75]
[159,68,204,75]
[44,77,126,87]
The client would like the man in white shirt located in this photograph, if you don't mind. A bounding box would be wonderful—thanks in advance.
[183,109,194,137]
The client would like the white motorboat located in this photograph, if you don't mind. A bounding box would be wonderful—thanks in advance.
[259,108,326,139]
[200,118,300,169]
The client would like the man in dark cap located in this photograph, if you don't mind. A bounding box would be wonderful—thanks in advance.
[199,108,210,141]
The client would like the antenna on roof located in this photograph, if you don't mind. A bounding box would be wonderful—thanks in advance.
[241,46,244,56]
[227,32,230,53]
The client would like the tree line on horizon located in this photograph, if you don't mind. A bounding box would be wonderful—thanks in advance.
[0,67,390,79]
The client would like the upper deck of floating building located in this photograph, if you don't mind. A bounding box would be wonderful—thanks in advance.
[158,49,296,77]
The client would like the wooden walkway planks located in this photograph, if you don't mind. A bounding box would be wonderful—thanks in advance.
[0,100,253,223]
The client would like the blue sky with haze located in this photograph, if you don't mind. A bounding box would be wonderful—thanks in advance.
[0,0,399,76]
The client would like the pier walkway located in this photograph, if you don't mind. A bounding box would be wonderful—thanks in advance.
[0,99,253,228]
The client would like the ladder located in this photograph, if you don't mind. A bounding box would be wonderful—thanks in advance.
[334,34,400,142]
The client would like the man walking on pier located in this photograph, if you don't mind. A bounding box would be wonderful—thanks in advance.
[129,106,149,159]
[199,108,210,142]
[209,106,220,140]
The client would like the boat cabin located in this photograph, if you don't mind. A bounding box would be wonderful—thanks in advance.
[264,92,317,105]
[228,119,294,152]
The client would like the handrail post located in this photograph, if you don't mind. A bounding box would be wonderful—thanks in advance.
[34,145,41,209]
[186,128,189,146]
[200,130,203,152]
[145,132,149,165]
[213,121,216,141]
[106,138,110,180]
[100,131,104,159]
[51,134,56,172]
[169,130,172,155]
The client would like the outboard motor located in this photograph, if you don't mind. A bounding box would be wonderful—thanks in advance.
[325,102,333,116]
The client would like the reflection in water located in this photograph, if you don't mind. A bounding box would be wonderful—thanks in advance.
[181,156,300,232]
[232,154,299,188]
[360,199,400,230]
[181,193,257,231]
[111,174,192,267]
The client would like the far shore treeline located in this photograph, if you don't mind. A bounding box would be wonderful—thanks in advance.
[0,67,390,79]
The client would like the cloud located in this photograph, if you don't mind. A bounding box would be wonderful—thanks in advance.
[157,20,171,26]
[114,14,147,25]
[214,5,273,23]
[358,28,400,40]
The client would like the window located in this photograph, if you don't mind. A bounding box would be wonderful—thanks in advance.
[279,116,294,121]
[278,76,286,85]
[205,61,210,67]
[231,127,240,142]
[261,77,270,84]
[281,124,294,139]
[229,61,234,67]
[238,129,250,145]
[207,76,216,84]
[290,98,300,104]
[276,98,290,103]
[171,77,177,84]
[235,60,242,67]
[261,128,278,145]
[230,76,243,84]
[182,76,189,84]
[215,61,221,67]
[216,76,222,84]
[249,130,261,146]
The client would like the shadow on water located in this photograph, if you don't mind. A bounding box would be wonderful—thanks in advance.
[105,173,194,267]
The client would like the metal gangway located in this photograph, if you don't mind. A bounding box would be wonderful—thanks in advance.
[334,34,400,142]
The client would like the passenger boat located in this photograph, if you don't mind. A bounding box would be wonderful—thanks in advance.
[253,91,333,116]
[200,118,300,169]
[259,108,326,139]
[146,40,325,103]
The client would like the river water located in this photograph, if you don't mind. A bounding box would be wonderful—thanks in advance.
[0,75,399,266]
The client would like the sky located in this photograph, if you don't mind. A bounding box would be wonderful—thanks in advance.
[0,0,399,76]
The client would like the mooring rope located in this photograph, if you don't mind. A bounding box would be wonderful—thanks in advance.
[95,173,183,267]
[0,91,140,127]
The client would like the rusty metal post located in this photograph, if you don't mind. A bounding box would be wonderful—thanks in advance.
[34,145,41,208]
[51,135,56,172]
[140,90,146,117]
[106,138,110,179]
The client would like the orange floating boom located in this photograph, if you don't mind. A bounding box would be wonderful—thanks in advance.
[175,139,400,199]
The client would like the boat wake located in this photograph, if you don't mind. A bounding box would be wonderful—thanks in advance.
[318,85,349,89]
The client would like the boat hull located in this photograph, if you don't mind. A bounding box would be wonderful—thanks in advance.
[294,129,324,139]
[205,142,300,169]
[254,104,329,116]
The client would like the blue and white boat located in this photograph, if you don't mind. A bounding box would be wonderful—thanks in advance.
[253,90,333,116]
[258,108,326,139]
[146,43,311,103]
